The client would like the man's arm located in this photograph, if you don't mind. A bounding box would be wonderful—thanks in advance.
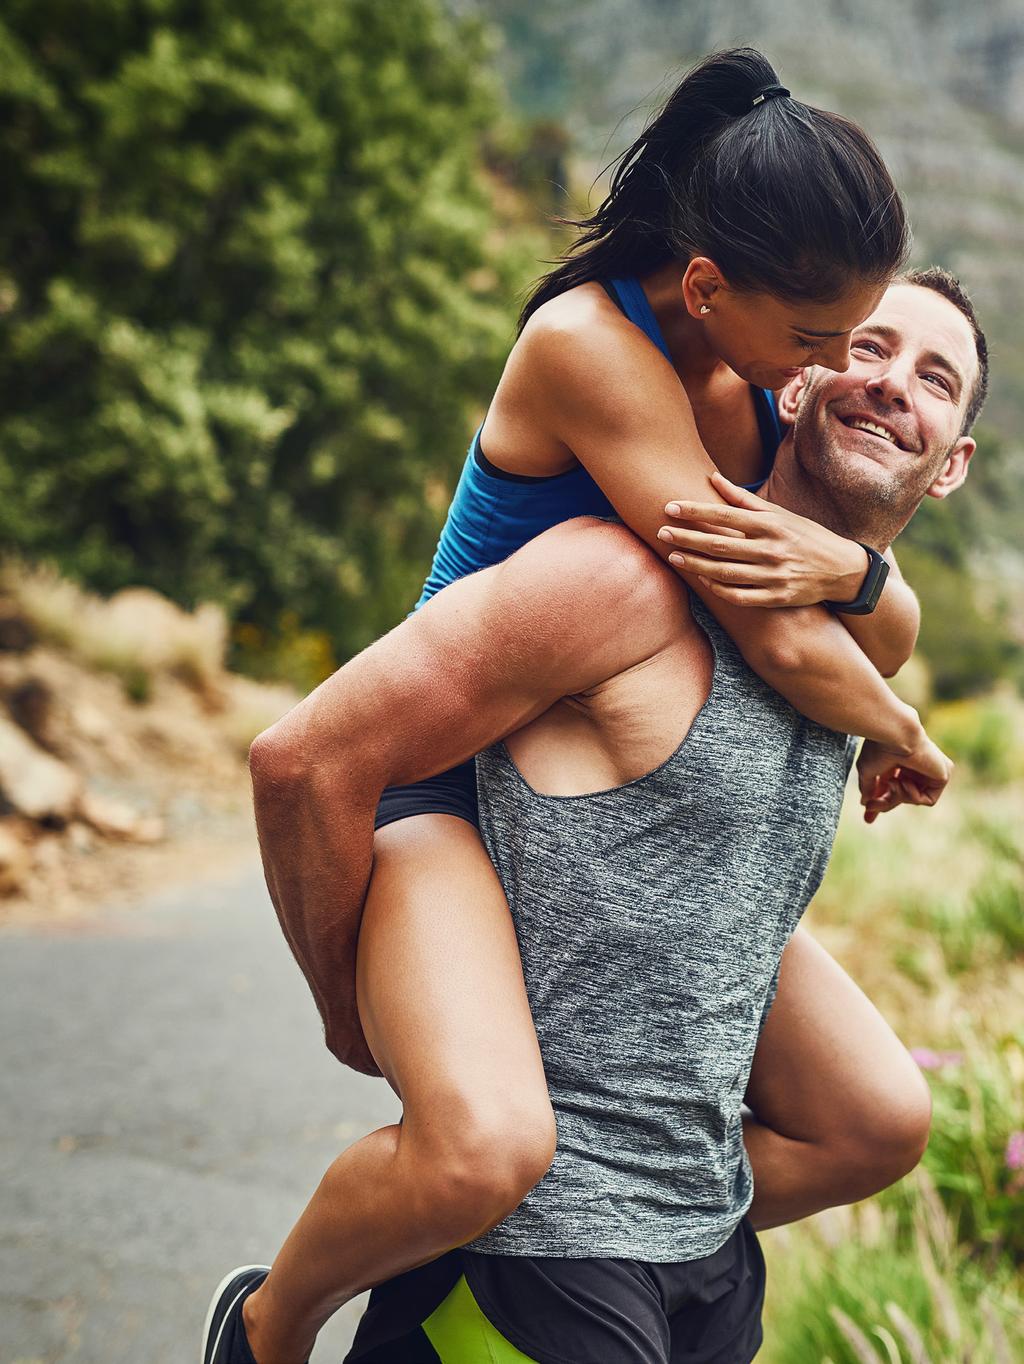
[249,521,678,1075]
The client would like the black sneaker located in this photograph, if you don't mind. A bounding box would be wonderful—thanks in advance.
[201,1264,269,1364]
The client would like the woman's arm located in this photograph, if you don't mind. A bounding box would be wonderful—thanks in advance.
[840,548,918,677]
[656,475,920,677]
[526,311,920,744]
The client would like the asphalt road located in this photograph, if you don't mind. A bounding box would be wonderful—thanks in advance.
[0,858,401,1364]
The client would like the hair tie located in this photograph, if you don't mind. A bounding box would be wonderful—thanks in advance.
[751,84,791,107]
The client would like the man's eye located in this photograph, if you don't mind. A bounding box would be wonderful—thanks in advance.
[853,340,881,355]
[923,373,951,392]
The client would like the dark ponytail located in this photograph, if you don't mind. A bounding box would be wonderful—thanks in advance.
[518,48,909,330]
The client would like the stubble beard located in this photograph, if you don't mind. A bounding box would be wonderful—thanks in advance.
[793,396,924,548]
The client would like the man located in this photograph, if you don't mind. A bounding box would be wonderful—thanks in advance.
[203,270,986,1363]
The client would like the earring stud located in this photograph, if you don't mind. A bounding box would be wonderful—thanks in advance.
[699,305,711,315]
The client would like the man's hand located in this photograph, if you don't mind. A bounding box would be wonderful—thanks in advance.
[658,471,870,607]
[856,735,954,824]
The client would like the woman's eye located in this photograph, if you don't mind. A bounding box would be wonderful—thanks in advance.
[795,337,820,352]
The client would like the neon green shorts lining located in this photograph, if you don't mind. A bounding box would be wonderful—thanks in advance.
[423,1273,538,1363]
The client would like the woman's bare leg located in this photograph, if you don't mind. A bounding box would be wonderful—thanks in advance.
[241,815,555,1364]
[238,841,926,1358]
[743,925,932,1230]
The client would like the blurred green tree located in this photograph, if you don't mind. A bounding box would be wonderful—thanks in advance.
[899,430,1024,698]
[0,0,532,672]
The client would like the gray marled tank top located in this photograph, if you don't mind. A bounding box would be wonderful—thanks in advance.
[470,596,855,1261]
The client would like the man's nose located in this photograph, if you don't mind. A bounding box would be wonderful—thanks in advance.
[866,363,912,409]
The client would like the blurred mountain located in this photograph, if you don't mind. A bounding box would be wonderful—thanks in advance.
[456,0,1024,689]
[461,0,1024,441]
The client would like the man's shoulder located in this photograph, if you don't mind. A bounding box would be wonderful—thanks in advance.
[515,515,685,602]
[498,517,695,664]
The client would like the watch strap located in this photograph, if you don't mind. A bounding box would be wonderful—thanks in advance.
[825,543,890,615]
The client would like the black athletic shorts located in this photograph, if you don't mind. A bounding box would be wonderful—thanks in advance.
[374,759,480,831]
[345,1219,765,1364]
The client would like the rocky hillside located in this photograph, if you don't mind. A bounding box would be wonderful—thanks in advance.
[0,568,295,914]
[463,0,1024,440]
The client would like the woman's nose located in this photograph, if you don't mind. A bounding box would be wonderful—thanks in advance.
[818,335,853,374]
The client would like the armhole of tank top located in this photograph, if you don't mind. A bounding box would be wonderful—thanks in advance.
[473,429,583,486]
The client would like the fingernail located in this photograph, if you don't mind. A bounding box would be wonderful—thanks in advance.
[666,503,681,516]
[669,553,683,567]
[658,528,672,542]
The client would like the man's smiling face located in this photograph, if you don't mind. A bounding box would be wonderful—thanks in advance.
[784,283,979,522]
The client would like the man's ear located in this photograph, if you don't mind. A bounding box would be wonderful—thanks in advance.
[776,369,810,426]
[926,436,975,500]
[681,256,724,319]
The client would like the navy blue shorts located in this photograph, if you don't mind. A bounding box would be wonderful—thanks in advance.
[374,759,480,831]
[345,1220,765,1364]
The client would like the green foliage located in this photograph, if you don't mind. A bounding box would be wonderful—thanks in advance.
[0,0,535,670]
[896,429,1024,699]
[901,816,1024,974]
[121,663,152,704]
[886,1042,1024,1268]
[897,544,1021,700]
[928,695,1023,784]
[231,613,336,696]
[763,1173,1023,1364]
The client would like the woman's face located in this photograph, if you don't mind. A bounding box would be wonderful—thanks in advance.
[684,262,887,390]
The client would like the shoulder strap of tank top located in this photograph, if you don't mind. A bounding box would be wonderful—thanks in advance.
[738,386,784,490]
[604,277,782,490]
[753,386,784,454]
[604,277,674,365]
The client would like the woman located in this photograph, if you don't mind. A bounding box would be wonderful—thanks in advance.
[212,49,938,1364]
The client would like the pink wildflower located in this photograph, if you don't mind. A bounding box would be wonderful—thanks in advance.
[1006,1131,1024,1172]
[910,1048,963,1071]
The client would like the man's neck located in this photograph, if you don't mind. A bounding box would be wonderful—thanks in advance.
[761,448,898,549]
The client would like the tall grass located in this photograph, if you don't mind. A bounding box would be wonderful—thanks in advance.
[762,695,1024,1362]
[764,1172,1022,1363]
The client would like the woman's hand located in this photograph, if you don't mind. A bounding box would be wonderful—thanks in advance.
[856,735,953,824]
[658,471,870,607]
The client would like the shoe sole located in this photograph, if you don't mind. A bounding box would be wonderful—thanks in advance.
[201,1264,270,1364]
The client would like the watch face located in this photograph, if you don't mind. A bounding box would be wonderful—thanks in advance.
[864,551,890,610]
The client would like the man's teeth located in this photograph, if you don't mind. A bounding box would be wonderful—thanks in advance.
[849,418,897,445]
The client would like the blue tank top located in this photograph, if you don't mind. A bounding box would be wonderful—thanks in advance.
[416,277,783,609]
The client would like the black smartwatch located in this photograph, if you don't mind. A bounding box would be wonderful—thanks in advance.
[825,543,890,615]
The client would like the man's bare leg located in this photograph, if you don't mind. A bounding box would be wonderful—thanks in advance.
[240,815,555,1364]
[743,925,932,1230]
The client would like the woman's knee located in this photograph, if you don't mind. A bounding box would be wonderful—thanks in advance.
[406,1093,557,1243]
[832,1060,932,1195]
